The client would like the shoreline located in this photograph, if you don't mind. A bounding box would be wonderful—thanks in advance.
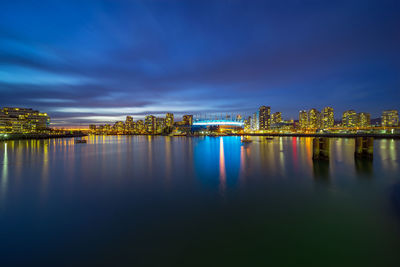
[90,133,400,139]
[0,132,87,141]
[240,133,400,139]
[1,132,400,141]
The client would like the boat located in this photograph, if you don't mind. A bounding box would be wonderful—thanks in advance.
[241,137,252,143]
[75,139,87,144]
[265,136,274,140]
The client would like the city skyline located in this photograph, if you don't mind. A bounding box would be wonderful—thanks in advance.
[1,0,400,127]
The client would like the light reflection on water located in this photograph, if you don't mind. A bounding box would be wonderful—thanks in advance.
[1,136,399,204]
[0,136,400,266]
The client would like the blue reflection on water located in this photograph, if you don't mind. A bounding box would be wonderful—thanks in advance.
[194,137,241,191]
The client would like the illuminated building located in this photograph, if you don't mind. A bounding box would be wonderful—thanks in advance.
[358,112,370,127]
[165,113,174,128]
[342,110,358,128]
[299,110,308,129]
[251,112,259,130]
[0,107,50,133]
[259,106,271,130]
[244,116,251,131]
[183,115,193,125]
[270,122,294,131]
[89,124,96,133]
[113,121,124,133]
[308,108,320,129]
[192,119,244,127]
[0,111,12,133]
[145,115,156,134]
[156,117,166,133]
[192,119,244,134]
[125,116,134,132]
[104,124,111,133]
[321,107,334,129]
[271,112,282,124]
[136,120,144,133]
[382,110,399,127]
[236,114,242,121]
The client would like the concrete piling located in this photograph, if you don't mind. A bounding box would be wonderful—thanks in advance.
[354,137,373,160]
[312,137,330,160]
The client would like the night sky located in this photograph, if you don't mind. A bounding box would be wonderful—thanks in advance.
[1,0,399,126]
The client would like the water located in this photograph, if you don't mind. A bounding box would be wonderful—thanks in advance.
[0,136,399,266]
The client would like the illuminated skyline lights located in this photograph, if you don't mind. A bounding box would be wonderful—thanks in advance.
[382,110,399,127]
[259,106,271,131]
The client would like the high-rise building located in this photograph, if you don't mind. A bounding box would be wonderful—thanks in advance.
[342,110,358,128]
[183,115,193,125]
[113,121,124,133]
[125,116,134,132]
[165,113,174,128]
[156,117,166,133]
[308,108,320,129]
[145,115,156,134]
[259,106,271,130]
[252,112,259,130]
[358,112,370,127]
[382,110,399,127]
[136,120,144,133]
[236,115,242,121]
[299,110,308,129]
[322,107,334,129]
[271,112,282,124]
[244,116,251,131]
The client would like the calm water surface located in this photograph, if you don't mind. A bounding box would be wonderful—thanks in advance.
[1,136,400,266]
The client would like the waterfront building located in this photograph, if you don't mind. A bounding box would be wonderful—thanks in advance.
[252,112,259,130]
[0,112,9,132]
[104,124,111,134]
[244,116,251,131]
[136,120,144,133]
[113,121,124,133]
[321,107,334,129]
[358,112,371,127]
[145,115,156,134]
[0,107,50,133]
[183,115,193,125]
[342,110,358,128]
[259,106,271,130]
[299,110,308,129]
[382,110,399,127]
[271,112,282,124]
[125,116,134,132]
[308,108,320,129]
[165,113,174,128]
[156,117,166,133]
[89,124,96,134]
[270,122,294,131]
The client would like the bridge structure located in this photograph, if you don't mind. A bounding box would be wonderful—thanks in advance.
[192,119,244,127]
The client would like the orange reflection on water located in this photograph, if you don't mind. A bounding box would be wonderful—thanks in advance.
[305,137,312,168]
[219,137,226,195]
